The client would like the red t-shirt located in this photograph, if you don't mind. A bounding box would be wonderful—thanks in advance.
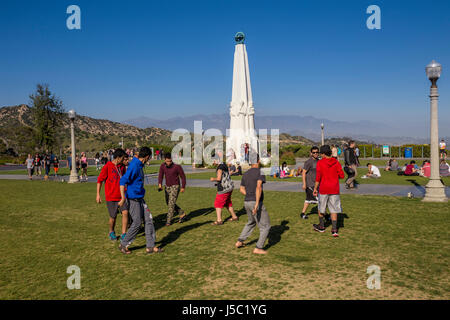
[97,162,126,201]
[316,157,345,195]
[404,164,415,175]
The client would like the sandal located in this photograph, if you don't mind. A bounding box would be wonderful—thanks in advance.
[178,214,187,223]
[146,247,164,254]
[211,220,223,225]
[118,244,131,254]
[230,217,239,222]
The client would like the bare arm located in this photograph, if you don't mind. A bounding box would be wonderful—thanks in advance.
[210,169,222,182]
[96,182,102,203]
[252,180,263,214]
[118,185,126,207]
[240,185,246,195]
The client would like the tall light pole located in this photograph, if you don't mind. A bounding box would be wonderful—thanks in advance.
[68,109,79,184]
[423,60,447,202]
[321,123,325,146]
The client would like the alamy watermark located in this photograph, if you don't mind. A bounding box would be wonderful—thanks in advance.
[66,5,81,30]
[366,5,381,30]
[366,265,381,290]
[67,265,81,289]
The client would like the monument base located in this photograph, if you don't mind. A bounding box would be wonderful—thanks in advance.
[422,179,448,202]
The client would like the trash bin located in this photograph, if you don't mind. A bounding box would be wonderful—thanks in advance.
[404,147,413,158]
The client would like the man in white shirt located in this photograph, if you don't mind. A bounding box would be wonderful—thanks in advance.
[363,163,381,179]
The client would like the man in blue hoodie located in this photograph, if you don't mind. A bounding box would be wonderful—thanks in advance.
[118,147,163,254]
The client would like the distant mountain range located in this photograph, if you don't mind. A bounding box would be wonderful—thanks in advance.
[123,114,448,145]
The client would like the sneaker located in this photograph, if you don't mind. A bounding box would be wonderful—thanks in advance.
[300,213,308,220]
[331,229,339,237]
[109,231,117,240]
[120,233,126,241]
[313,224,325,233]
[118,243,131,254]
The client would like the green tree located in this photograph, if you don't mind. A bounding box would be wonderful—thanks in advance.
[29,84,65,152]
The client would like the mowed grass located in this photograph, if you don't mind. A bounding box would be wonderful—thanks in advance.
[0,165,159,176]
[0,180,449,300]
[185,169,450,186]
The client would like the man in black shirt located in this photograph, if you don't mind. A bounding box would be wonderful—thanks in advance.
[300,146,319,219]
[344,140,358,189]
[235,154,271,255]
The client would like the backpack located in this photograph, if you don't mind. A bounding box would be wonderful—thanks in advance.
[220,169,234,194]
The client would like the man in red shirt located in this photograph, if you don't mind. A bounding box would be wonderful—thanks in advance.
[96,148,129,241]
[313,145,345,237]
[158,153,187,226]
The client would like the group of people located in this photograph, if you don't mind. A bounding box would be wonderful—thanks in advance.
[25,153,60,180]
[94,143,351,257]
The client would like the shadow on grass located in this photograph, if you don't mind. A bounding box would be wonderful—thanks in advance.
[157,221,212,248]
[323,213,349,229]
[131,221,212,251]
[245,220,290,250]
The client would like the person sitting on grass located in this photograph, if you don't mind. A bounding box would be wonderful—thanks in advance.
[278,162,294,179]
[439,159,450,177]
[404,160,420,176]
[312,145,345,237]
[385,159,399,171]
[230,161,243,176]
[420,160,431,178]
[362,163,381,179]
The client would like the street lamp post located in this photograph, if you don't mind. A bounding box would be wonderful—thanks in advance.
[68,109,79,184]
[321,123,324,146]
[423,60,447,202]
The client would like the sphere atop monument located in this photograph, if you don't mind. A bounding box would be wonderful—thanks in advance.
[234,32,245,44]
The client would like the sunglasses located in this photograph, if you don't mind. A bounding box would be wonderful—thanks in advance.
[312,151,319,154]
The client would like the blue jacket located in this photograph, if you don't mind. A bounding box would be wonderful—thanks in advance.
[120,157,145,199]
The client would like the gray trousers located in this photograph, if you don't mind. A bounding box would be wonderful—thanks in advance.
[120,199,156,249]
[238,201,271,249]
[346,164,358,187]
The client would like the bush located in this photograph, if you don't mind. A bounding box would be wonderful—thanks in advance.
[280,151,296,165]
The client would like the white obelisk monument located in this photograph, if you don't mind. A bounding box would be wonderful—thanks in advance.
[227,32,258,163]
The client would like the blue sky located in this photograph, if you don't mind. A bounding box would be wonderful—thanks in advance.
[1,0,449,136]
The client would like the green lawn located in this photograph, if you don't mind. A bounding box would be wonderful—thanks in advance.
[0,180,448,299]
[185,169,450,186]
[0,166,159,176]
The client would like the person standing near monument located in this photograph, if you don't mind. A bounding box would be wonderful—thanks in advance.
[300,146,320,219]
[158,153,187,226]
[313,145,345,237]
[210,151,239,225]
[118,147,163,254]
[25,154,34,180]
[344,140,358,189]
[235,154,270,254]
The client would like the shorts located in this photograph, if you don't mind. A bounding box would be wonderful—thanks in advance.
[305,187,318,204]
[106,200,129,219]
[214,192,233,208]
[318,194,341,214]
[54,167,59,173]
[81,163,87,169]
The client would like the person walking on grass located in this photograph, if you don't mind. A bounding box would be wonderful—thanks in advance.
[312,145,345,237]
[44,154,51,181]
[118,147,163,255]
[25,154,34,180]
[300,146,320,220]
[80,152,88,181]
[158,153,187,226]
[34,154,42,177]
[53,156,59,177]
[210,151,239,225]
[344,140,358,189]
[97,148,129,241]
[235,154,270,255]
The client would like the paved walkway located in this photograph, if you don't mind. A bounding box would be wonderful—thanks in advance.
[1,173,448,198]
